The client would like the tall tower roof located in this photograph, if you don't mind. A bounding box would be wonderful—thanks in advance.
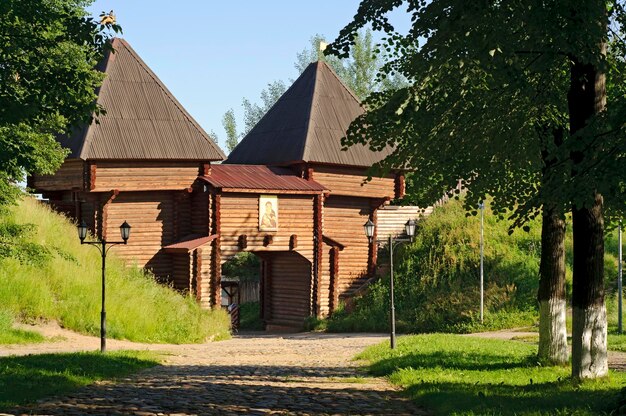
[59,38,225,161]
[226,61,391,167]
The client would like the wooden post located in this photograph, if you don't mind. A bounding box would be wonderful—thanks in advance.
[313,193,324,317]
[264,258,272,321]
[195,248,203,303]
[259,259,265,320]
[210,191,222,307]
[394,173,406,200]
[329,246,340,314]
[101,190,119,240]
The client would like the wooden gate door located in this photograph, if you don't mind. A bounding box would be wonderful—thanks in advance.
[261,251,312,330]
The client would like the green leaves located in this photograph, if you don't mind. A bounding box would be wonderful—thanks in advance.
[329,0,625,228]
[0,0,117,205]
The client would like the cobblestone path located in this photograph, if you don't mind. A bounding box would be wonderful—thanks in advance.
[7,332,427,416]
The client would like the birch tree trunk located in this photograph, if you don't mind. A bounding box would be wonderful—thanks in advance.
[571,193,607,378]
[568,32,608,379]
[537,206,568,365]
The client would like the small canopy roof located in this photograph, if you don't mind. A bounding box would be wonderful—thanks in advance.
[226,61,392,168]
[199,165,326,193]
[59,38,225,161]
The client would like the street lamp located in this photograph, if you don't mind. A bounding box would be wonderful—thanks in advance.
[77,220,131,352]
[364,218,416,349]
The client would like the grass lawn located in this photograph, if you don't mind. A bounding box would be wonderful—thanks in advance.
[0,327,44,344]
[358,334,626,415]
[0,350,159,409]
[0,310,44,344]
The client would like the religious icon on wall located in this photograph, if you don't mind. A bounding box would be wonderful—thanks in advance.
[259,195,278,231]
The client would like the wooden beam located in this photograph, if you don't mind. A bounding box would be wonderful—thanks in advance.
[219,187,324,195]
[88,163,97,191]
[238,234,248,250]
[195,248,203,303]
[313,193,324,317]
[289,234,298,250]
[210,190,222,308]
[101,189,119,240]
[329,246,340,314]
[394,173,406,200]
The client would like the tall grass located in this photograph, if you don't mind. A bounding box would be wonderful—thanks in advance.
[0,197,230,343]
[328,198,622,333]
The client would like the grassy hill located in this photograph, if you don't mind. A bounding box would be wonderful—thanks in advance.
[0,197,230,344]
[326,199,622,333]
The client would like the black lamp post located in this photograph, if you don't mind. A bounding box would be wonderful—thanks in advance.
[77,220,131,352]
[364,218,416,349]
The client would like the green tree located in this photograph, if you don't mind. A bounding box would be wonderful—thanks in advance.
[221,109,239,152]
[0,0,120,205]
[328,0,625,378]
[241,80,287,136]
[296,30,406,100]
[222,29,407,151]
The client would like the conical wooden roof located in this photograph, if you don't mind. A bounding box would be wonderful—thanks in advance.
[226,61,391,167]
[59,38,225,161]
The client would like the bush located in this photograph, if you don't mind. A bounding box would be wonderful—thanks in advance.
[329,199,622,334]
[0,197,231,344]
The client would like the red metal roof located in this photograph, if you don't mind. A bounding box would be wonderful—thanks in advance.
[199,165,326,193]
[163,234,217,252]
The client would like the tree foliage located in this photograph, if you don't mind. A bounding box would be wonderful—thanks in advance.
[221,29,406,152]
[221,109,239,153]
[328,0,625,226]
[0,0,120,205]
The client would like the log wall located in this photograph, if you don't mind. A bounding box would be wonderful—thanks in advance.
[218,193,315,263]
[30,159,84,191]
[323,196,372,294]
[103,191,175,278]
[312,165,395,199]
[92,161,202,192]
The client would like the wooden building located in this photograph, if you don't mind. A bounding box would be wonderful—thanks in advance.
[223,60,403,326]
[30,39,403,330]
[29,38,225,279]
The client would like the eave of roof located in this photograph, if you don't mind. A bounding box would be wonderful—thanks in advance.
[199,165,326,194]
[163,234,218,252]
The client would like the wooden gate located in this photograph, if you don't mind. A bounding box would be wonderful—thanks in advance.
[259,251,312,330]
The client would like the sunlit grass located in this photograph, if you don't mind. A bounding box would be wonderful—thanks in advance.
[0,350,158,409]
[0,197,230,343]
[358,334,625,415]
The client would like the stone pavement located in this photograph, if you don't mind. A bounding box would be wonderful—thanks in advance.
[5,331,428,416]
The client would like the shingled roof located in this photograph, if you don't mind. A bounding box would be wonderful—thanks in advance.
[225,61,392,168]
[59,38,225,161]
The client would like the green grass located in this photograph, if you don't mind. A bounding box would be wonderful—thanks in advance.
[0,350,159,409]
[326,198,622,334]
[358,334,626,415]
[0,197,231,344]
[0,309,44,344]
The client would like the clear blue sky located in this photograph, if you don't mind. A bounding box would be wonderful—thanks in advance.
[87,1,408,152]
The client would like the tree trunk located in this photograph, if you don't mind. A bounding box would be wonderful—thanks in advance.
[568,34,608,379]
[571,193,607,378]
[537,205,568,365]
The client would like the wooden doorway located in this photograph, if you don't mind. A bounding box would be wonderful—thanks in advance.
[258,251,312,330]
